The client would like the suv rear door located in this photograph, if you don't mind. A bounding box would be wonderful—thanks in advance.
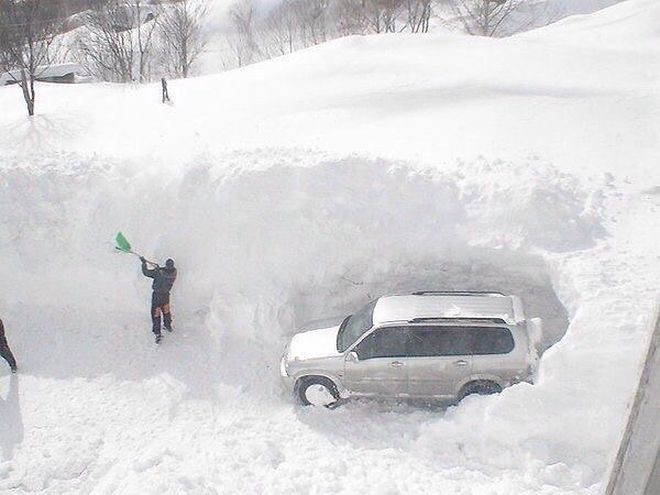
[343,327,411,397]
[406,326,474,399]
[470,326,519,383]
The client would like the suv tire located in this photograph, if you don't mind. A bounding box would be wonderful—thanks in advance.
[458,380,502,402]
[295,376,340,407]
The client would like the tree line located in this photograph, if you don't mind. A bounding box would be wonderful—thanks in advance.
[1,0,538,116]
[223,0,533,68]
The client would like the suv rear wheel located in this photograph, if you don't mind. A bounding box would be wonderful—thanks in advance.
[458,380,502,402]
[295,376,340,407]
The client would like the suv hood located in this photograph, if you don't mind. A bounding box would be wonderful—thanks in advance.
[288,325,341,361]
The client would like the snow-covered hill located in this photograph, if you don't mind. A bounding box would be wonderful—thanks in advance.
[0,0,658,493]
[189,0,630,73]
[513,0,625,31]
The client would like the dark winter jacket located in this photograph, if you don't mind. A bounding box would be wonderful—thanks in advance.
[142,262,177,294]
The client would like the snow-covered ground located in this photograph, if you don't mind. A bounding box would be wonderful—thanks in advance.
[0,0,659,493]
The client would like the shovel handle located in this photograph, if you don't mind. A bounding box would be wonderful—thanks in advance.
[118,248,158,267]
[135,252,159,267]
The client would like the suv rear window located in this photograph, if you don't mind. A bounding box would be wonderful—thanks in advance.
[470,327,515,355]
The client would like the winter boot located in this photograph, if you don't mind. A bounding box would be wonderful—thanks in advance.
[152,315,162,335]
[163,312,173,332]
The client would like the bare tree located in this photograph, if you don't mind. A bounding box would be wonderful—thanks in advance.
[331,0,368,36]
[262,0,298,56]
[363,0,404,33]
[404,0,431,33]
[0,0,65,116]
[133,0,158,81]
[74,1,136,82]
[261,0,340,57]
[74,0,159,82]
[226,0,260,67]
[447,0,527,37]
[294,0,329,45]
[158,0,208,78]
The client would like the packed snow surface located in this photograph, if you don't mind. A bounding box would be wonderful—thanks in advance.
[0,0,659,493]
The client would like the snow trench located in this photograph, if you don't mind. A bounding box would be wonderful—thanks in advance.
[0,151,615,492]
[185,155,601,396]
[4,153,598,381]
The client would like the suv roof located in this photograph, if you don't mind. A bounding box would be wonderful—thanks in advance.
[372,292,525,326]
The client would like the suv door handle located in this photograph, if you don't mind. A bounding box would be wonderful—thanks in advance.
[390,361,404,367]
[454,360,469,367]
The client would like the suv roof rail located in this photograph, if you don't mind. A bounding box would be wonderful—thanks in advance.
[407,317,509,325]
[411,291,507,297]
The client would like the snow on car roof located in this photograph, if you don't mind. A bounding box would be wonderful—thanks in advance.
[372,293,520,326]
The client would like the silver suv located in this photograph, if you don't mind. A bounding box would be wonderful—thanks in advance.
[280,291,541,407]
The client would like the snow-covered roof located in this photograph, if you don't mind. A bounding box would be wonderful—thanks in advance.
[0,63,82,85]
[373,293,523,326]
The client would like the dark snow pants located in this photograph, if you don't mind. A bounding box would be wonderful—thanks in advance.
[151,292,172,336]
[0,319,17,371]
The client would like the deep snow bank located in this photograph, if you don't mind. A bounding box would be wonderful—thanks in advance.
[0,149,620,486]
[0,152,595,357]
[1,147,656,494]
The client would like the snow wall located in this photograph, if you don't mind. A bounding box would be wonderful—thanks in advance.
[0,151,594,378]
[0,149,646,492]
[3,153,590,360]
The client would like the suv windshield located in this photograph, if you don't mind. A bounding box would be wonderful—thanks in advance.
[337,299,377,352]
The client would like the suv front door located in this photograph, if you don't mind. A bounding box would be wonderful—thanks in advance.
[406,326,473,399]
[343,327,411,397]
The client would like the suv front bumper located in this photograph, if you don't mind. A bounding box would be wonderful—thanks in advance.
[280,356,295,390]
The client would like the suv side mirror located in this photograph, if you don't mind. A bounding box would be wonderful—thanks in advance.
[345,351,359,363]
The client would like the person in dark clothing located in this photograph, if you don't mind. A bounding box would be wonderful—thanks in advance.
[0,318,17,373]
[161,78,170,103]
[141,257,177,344]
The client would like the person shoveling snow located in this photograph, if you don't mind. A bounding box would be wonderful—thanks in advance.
[141,257,177,344]
[115,233,178,344]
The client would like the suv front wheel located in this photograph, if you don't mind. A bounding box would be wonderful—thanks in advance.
[295,376,340,407]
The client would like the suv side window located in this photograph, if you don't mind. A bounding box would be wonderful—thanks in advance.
[471,327,515,355]
[407,326,515,356]
[408,327,472,357]
[354,327,409,360]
